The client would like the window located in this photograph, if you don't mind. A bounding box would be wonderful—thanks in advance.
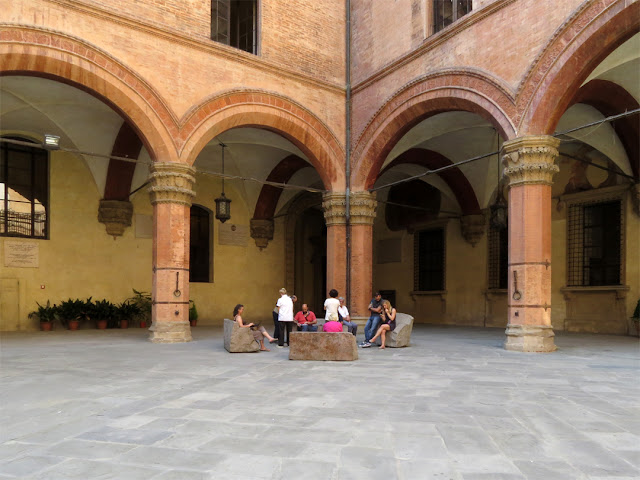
[414,228,445,291]
[211,0,258,54]
[190,205,212,283]
[567,200,622,287]
[433,0,472,33]
[488,223,508,289]
[0,138,49,238]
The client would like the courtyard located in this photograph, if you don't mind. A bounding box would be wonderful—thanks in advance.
[0,325,638,479]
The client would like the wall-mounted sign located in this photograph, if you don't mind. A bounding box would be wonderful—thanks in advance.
[218,223,248,246]
[4,241,39,268]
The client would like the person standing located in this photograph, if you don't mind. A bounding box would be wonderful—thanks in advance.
[338,297,357,336]
[294,304,318,332]
[324,289,340,326]
[276,288,294,347]
[361,292,383,347]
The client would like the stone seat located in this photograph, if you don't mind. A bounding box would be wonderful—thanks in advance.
[289,331,358,361]
[374,313,414,348]
[223,318,259,353]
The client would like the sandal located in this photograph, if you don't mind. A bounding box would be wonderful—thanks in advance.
[261,348,271,352]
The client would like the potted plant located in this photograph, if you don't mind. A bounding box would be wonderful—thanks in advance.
[28,301,58,331]
[58,298,89,330]
[92,299,116,330]
[189,300,198,327]
[116,301,141,329]
[127,289,152,328]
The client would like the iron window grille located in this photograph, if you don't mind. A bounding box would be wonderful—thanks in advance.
[190,205,212,283]
[0,138,49,239]
[414,228,445,291]
[488,222,508,289]
[211,0,258,55]
[433,0,472,34]
[567,199,623,287]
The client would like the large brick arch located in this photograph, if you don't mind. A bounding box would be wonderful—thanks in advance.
[350,69,517,190]
[0,25,178,162]
[517,0,640,135]
[179,91,346,191]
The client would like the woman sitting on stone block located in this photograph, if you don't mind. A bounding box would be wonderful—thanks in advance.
[367,300,396,349]
[233,304,277,351]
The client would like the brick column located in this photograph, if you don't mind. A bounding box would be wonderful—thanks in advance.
[348,191,377,317]
[147,162,196,343]
[322,192,347,301]
[502,135,560,352]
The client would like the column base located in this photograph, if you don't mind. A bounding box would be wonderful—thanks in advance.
[504,324,556,352]
[148,321,192,343]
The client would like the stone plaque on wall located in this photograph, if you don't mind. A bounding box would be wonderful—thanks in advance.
[135,214,153,238]
[218,223,248,246]
[377,238,402,264]
[4,241,39,268]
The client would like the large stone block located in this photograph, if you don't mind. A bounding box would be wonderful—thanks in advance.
[373,313,414,348]
[224,318,259,353]
[289,332,358,361]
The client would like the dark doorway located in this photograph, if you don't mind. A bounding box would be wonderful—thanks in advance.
[294,207,327,316]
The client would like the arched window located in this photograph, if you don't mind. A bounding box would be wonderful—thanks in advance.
[190,205,212,283]
[0,137,49,238]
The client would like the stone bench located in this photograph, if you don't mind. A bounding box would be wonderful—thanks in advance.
[373,313,414,348]
[223,318,259,353]
[289,331,358,361]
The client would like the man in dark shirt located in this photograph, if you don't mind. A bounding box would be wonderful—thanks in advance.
[294,304,318,332]
[361,292,382,347]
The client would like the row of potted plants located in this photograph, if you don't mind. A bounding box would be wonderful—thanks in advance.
[29,290,199,331]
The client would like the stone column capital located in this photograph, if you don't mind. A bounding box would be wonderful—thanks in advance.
[98,199,133,238]
[502,135,560,187]
[460,213,485,247]
[148,162,196,206]
[322,192,347,226]
[349,191,378,226]
[250,218,275,250]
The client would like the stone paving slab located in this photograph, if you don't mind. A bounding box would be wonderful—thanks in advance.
[0,325,638,479]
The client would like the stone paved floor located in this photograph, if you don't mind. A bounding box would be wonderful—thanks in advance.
[0,325,639,480]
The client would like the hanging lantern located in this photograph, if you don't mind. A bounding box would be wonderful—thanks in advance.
[215,142,232,223]
[490,134,507,230]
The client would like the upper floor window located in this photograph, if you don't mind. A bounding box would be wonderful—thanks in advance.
[567,199,622,287]
[414,228,446,291]
[433,0,472,33]
[211,0,258,55]
[0,138,49,239]
[190,205,212,283]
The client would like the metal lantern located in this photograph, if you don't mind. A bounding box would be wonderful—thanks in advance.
[490,191,508,230]
[215,142,231,223]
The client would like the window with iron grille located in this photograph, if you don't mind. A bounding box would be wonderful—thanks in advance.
[567,200,622,287]
[211,0,258,55]
[0,138,49,239]
[488,224,508,289]
[414,228,445,291]
[433,0,472,33]
[190,205,212,283]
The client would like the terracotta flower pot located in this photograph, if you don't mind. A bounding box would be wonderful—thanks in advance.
[97,319,108,330]
[140,320,147,328]
[189,319,197,327]
[68,319,80,331]
[120,319,129,329]
[41,321,53,331]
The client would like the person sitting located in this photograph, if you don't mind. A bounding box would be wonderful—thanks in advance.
[233,304,277,351]
[294,304,318,332]
[338,296,357,336]
[364,300,396,349]
[360,292,383,347]
[322,313,343,332]
[324,288,340,325]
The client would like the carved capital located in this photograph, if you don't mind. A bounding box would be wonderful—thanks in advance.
[250,218,275,250]
[460,214,485,247]
[148,162,196,206]
[503,135,560,187]
[633,183,640,217]
[98,199,133,237]
[349,191,378,225]
[322,192,347,226]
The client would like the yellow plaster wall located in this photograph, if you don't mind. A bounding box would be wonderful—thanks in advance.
[0,154,289,331]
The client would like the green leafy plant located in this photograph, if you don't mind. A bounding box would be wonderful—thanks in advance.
[127,289,152,326]
[116,301,142,325]
[28,301,58,324]
[58,298,90,328]
[189,300,198,322]
[92,299,117,328]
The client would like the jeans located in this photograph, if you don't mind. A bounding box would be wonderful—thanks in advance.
[364,314,381,342]
[298,324,318,332]
[272,311,279,339]
[342,320,358,336]
[278,321,294,346]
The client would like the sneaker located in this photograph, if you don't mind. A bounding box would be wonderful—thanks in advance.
[361,342,372,348]
[277,345,284,348]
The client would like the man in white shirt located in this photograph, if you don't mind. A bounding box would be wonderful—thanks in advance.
[338,296,357,337]
[276,288,294,347]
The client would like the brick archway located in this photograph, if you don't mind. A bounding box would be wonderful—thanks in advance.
[0,26,178,162]
[179,91,345,191]
[350,69,517,191]
[517,0,640,135]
